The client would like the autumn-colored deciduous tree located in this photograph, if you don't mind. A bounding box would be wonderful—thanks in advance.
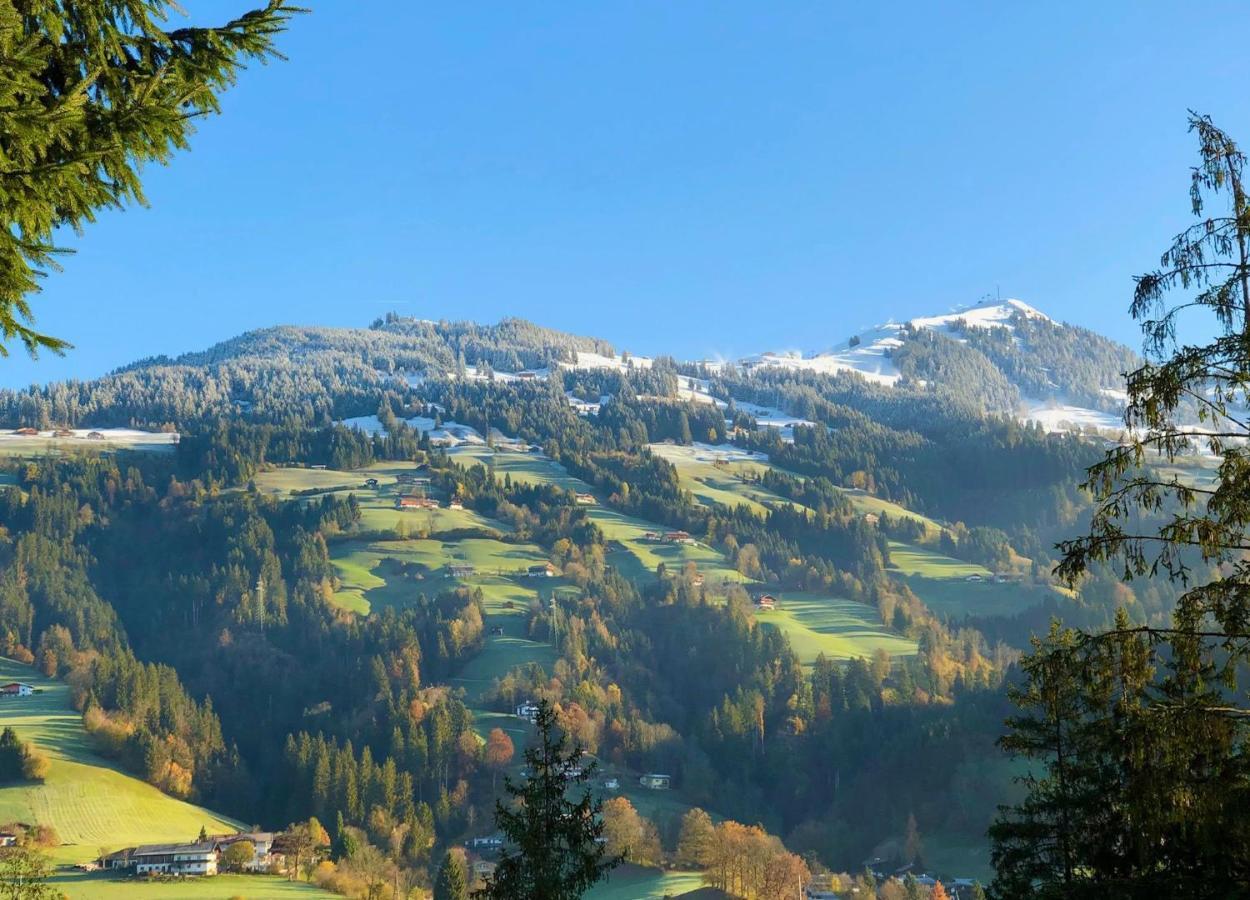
[676,807,717,868]
[600,797,661,867]
[483,727,514,792]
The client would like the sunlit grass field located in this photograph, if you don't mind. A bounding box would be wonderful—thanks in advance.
[886,541,991,579]
[50,870,334,899]
[586,864,705,899]
[0,659,239,865]
[330,537,552,614]
[452,448,747,585]
[754,592,918,662]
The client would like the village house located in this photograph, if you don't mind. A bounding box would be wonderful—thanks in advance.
[310,464,327,470]
[755,595,778,611]
[52,428,75,438]
[574,492,596,505]
[211,832,276,871]
[448,564,475,577]
[642,531,659,541]
[662,530,693,544]
[471,858,498,881]
[639,773,671,791]
[364,478,379,488]
[448,498,464,510]
[466,834,504,851]
[0,683,33,697]
[515,702,540,722]
[965,574,984,583]
[12,427,38,436]
[527,562,556,578]
[0,832,16,847]
[103,841,219,876]
[397,496,439,510]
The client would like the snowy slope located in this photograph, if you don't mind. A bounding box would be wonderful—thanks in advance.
[740,299,1049,387]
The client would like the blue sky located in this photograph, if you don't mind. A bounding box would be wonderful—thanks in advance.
[5,1,1250,388]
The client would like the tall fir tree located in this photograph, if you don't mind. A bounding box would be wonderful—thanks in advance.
[434,849,468,900]
[474,700,620,900]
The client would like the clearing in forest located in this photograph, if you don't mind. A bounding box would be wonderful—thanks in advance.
[754,593,918,662]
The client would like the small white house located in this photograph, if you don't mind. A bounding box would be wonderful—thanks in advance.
[0,683,33,697]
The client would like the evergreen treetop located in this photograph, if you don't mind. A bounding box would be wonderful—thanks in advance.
[0,0,301,357]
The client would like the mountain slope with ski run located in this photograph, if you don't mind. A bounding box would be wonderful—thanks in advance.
[736,299,1132,431]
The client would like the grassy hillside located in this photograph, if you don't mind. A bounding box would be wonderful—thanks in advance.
[251,463,506,535]
[453,447,746,585]
[755,593,917,662]
[586,864,704,899]
[0,659,239,865]
[50,870,333,899]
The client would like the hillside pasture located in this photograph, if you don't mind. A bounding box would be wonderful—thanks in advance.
[586,864,704,900]
[49,871,334,899]
[647,443,777,514]
[754,593,917,663]
[452,449,746,585]
[0,659,239,865]
[329,537,553,615]
[251,464,506,535]
[886,541,991,579]
[904,574,1060,620]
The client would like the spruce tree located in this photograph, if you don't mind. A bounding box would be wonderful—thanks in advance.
[474,700,620,900]
[993,114,1250,898]
[0,0,301,357]
[434,849,468,900]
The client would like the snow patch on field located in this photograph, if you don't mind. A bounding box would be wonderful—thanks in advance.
[732,401,818,442]
[565,351,652,372]
[1022,400,1124,433]
[339,414,519,447]
[0,427,178,447]
[651,442,769,464]
[677,375,726,407]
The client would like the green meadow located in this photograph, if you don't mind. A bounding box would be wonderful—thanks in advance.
[647,443,779,515]
[754,593,918,663]
[452,448,747,586]
[585,864,704,900]
[903,575,1060,620]
[840,487,942,535]
[0,659,239,865]
[250,463,505,535]
[330,536,553,614]
[50,870,334,899]
[886,541,991,579]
